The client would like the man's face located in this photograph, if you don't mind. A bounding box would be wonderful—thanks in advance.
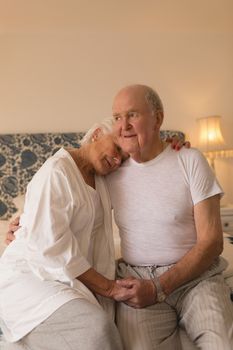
[112,87,161,161]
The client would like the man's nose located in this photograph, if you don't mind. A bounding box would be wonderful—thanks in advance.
[122,117,131,130]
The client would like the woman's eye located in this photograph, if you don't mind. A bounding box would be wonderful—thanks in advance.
[113,144,121,153]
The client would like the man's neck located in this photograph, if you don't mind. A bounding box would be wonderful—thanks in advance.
[130,140,166,163]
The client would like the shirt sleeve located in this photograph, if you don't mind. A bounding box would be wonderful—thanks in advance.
[22,161,91,282]
[178,148,224,206]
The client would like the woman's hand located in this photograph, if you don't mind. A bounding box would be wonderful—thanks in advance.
[5,216,20,245]
[106,278,136,302]
[166,136,191,151]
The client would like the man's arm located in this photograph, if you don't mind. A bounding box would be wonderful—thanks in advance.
[118,194,223,307]
[159,194,223,295]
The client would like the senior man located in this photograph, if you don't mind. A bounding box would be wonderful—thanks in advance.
[107,84,233,350]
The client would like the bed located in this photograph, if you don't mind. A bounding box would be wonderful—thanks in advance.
[0,130,233,348]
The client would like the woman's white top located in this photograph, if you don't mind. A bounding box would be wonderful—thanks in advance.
[86,186,104,263]
[0,148,115,342]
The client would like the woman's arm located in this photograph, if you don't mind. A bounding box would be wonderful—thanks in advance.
[4,201,133,302]
[78,267,135,301]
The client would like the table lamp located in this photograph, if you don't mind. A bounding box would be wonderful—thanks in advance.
[197,116,233,170]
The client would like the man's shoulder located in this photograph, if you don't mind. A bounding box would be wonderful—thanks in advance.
[168,147,212,179]
[176,146,203,157]
[175,147,206,163]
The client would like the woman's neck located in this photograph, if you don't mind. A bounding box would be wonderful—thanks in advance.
[67,147,95,189]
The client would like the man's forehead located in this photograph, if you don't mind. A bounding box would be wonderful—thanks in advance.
[113,89,147,112]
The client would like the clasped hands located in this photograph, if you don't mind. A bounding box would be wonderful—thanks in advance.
[108,277,157,308]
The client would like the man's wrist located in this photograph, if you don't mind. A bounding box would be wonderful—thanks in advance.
[152,275,167,303]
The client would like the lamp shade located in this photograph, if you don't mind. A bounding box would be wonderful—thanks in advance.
[197,116,225,152]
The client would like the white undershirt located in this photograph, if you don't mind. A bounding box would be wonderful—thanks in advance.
[107,146,223,266]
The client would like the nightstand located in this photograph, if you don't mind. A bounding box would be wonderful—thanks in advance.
[221,205,233,235]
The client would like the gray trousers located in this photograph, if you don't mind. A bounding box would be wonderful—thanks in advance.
[116,258,233,350]
[5,299,123,350]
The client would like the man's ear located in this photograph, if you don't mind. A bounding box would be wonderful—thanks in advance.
[91,128,103,142]
[154,111,164,129]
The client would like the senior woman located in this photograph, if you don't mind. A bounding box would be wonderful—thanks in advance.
[0,119,130,350]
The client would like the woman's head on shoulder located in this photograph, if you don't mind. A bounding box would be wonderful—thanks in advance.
[81,118,128,176]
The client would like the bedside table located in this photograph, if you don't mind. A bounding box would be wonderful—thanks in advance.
[221,205,233,235]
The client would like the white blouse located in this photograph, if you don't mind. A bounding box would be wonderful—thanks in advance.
[0,148,115,342]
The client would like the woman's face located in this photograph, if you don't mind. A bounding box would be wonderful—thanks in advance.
[91,134,127,175]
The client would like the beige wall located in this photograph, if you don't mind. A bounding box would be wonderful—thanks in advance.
[0,0,233,202]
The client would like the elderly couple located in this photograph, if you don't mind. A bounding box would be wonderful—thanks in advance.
[1,84,233,350]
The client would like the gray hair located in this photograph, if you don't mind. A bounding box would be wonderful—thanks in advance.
[144,87,164,115]
[80,117,114,145]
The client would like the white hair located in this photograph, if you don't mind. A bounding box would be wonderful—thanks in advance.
[144,87,164,115]
[80,117,114,145]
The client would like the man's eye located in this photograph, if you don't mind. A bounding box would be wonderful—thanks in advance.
[113,115,120,121]
[128,112,137,118]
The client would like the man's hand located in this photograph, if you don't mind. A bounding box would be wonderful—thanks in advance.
[116,277,156,308]
[5,216,20,245]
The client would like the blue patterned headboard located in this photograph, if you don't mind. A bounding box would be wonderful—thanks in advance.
[0,130,185,220]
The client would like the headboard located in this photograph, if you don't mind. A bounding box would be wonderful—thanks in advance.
[0,130,185,220]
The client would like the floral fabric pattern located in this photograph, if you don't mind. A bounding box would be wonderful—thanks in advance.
[0,130,184,220]
[0,132,84,219]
